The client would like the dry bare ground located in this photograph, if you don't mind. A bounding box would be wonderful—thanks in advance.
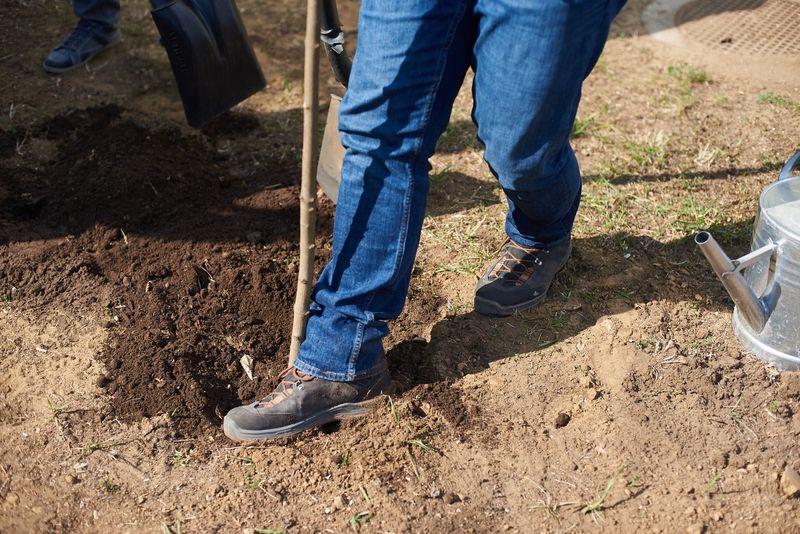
[2,0,800,532]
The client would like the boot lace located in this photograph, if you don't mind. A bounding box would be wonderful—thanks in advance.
[489,239,546,286]
[255,366,314,408]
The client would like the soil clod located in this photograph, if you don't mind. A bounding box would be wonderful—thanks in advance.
[554,412,571,428]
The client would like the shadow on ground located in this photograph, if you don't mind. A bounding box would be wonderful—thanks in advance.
[388,219,752,397]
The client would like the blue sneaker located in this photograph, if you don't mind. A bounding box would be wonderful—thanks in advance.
[43,20,121,74]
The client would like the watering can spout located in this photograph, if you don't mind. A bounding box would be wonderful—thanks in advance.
[695,231,779,333]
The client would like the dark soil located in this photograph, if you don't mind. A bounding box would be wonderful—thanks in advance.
[0,105,333,431]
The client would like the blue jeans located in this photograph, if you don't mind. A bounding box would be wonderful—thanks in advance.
[74,0,120,29]
[294,0,626,381]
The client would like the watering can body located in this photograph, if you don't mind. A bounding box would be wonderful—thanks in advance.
[697,151,800,370]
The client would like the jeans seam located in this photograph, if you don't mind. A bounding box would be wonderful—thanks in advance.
[345,320,367,380]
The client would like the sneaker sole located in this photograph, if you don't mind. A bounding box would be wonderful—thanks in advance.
[474,291,548,317]
[222,396,385,441]
[42,35,121,74]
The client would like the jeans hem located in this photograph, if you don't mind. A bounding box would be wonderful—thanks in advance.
[507,230,571,250]
[293,357,386,383]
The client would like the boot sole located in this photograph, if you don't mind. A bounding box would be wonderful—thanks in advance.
[42,35,121,74]
[474,291,548,317]
[222,396,385,441]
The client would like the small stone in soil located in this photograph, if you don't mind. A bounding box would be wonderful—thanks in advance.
[95,374,111,388]
[780,467,800,498]
[443,492,461,504]
[554,412,571,428]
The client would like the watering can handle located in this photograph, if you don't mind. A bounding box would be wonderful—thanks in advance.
[779,150,800,181]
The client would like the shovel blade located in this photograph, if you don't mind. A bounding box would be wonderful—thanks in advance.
[150,0,266,128]
[317,94,345,204]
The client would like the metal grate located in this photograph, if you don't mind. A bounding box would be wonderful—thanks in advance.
[675,0,800,55]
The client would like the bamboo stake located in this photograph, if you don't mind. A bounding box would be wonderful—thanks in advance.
[288,0,321,364]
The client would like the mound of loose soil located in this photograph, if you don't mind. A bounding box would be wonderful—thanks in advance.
[0,105,333,432]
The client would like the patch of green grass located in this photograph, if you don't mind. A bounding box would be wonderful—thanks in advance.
[243,471,270,493]
[768,399,779,415]
[662,63,709,114]
[339,449,350,466]
[713,94,731,106]
[78,439,102,459]
[675,194,720,235]
[636,339,657,350]
[666,63,710,84]
[430,163,453,187]
[674,176,704,192]
[163,515,182,534]
[614,287,638,304]
[712,220,754,245]
[757,92,800,111]
[230,455,254,465]
[426,213,496,275]
[700,472,721,496]
[349,511,372,531]
[387,396,400,424]
[625,131,668,170]
[691,332,715,348]
[359,485,371,504]
[254,529,285,534]
[438,120,478,151]
[408,438,442,455]
[571,115,596,139]
[581,179,630,233]
[579,289,601,307]
[593,54,608,74]
[47,397,69,418]
[172,449,193,467]
[101,480,120,494]
[581,469,622,515]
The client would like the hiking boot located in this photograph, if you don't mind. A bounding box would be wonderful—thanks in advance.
[474,238,571,316]
[43,20,121,74]
[223,366,393,441]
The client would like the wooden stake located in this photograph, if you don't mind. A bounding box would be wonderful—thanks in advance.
[289,0,321,364]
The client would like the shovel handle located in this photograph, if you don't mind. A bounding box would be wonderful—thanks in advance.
[779,150,800,181]
[320,0,352,87]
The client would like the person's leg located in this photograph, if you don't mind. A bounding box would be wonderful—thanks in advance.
[224,0,477,440]
[43,0,121,73]
[472,0,625,315]
[73,0,121,30]
[294,0,477,381]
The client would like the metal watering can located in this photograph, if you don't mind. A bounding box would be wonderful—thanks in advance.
[696,151,800,369]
